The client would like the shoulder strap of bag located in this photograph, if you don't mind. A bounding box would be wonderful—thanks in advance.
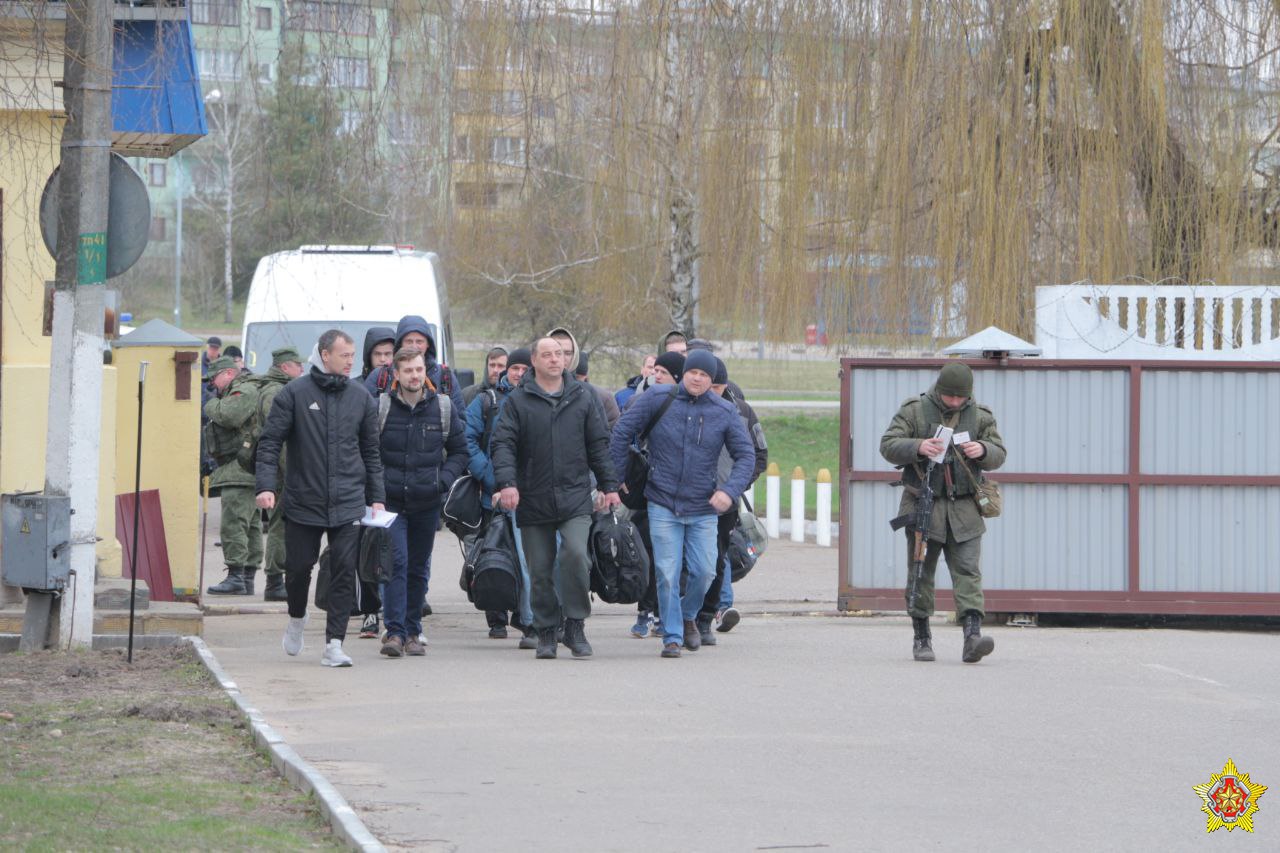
[638,390,678,443]
[439,392,452,443]
[377,393,391,434]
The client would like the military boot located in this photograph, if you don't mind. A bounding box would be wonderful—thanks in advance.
[961,611,995,663]
[207,566,247,595]
[241,568,258,596]
[263,573,287,602]
[561,618,593,658]
[912,617,935,662]
[535,627,558,660]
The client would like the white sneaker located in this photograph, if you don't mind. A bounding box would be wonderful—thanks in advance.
[417,633,429,647]
[282,615,307,656]
[321,638,353,667]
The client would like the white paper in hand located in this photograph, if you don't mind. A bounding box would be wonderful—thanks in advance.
[931,426,953,463]
[953,431,971,446]
[361,506,397,528]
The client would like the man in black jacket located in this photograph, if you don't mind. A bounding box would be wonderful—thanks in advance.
[379,348,468,658]
[255,330,385,668]
[490,337,621,660]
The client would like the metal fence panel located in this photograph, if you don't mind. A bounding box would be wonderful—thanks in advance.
[1141,486,1280,593]
[1141,370,1280,476]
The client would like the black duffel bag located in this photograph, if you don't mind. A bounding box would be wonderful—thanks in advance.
[620,390,677,510]
[442,473,484,538]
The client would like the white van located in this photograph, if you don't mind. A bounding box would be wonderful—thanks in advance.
[240,245,466,382]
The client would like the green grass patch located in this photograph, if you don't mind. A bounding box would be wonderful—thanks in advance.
[0,647,342,850]
[754,413,841,519]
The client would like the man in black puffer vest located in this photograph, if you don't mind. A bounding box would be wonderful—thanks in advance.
[378,348,467,658]
[255,330,385,668]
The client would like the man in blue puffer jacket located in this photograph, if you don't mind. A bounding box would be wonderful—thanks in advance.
[378,348,468,658]
[609,348,755,658]
[364,314,465,414]
[465,347,535,646]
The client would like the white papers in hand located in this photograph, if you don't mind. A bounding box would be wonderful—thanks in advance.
[361,507,397,528]
[930,426,953,463]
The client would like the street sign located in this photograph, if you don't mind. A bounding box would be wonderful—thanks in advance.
[39,152,151,281]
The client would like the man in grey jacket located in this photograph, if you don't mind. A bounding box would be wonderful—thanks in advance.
[256,330,385,668]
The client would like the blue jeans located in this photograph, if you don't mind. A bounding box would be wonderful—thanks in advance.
[384,508,441,641]
[648,504,718,644]
[719,554,734,609]
[508,512,535,627]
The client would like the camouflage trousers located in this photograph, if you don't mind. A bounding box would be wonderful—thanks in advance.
[219,486,263,570]
[903,527,984,620]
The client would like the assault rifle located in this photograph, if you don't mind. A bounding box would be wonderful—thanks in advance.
[890,457,939,613]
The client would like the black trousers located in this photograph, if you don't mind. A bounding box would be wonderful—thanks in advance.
[285,518,361,642]
[699,508,739,620]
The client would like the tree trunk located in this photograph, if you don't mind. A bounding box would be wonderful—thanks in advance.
[660,5,701,335]
[223,155,235,324]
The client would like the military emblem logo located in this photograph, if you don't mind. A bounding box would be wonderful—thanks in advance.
[1192,758,1267,833]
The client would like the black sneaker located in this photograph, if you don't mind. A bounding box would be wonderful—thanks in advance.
[489,625,508,640]
[359,615,379,639]
[716,608,740,633]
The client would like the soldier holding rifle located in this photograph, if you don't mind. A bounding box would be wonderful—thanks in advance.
[881,363,1006,663]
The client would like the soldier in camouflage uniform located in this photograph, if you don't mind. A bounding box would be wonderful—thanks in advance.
[256,347,305,602]
[204,355,265,595]
[880,362,1006,663]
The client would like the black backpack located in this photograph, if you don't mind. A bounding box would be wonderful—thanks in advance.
[463,512,521,612]
[588,511,650,604]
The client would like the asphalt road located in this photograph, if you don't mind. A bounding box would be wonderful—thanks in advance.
[201,532,1280,852]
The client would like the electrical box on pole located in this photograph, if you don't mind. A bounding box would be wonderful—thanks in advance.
[2,494,72,592]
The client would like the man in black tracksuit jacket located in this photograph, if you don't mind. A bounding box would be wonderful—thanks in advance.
[256,330,385,667]
[489,337,621,660]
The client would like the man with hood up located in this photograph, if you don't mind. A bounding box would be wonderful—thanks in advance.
[546,327,620,429]
[364,315,466,413]
[462,345,509,407]
[360,326,396,380]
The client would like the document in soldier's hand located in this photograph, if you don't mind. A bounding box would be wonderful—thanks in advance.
[930,426,953,463]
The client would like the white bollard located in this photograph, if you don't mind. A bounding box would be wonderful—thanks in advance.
[790,467,806,543]
[815,468,832,547]
[764,462,780,538]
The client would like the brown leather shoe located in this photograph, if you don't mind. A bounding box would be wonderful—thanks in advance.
[404,636,425,656]
[380,635,404,658]
[661,642,681,658]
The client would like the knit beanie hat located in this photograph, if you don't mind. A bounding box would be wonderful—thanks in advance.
[683,349,718,378]
[654,351,685,381]
[506,347,532,370]
[936,362,974,397]
[712,357,728,386]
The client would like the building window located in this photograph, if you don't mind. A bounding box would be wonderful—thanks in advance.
[328,56,370,89]
[388,111,425,144]
[490,136,525,165]
[338,110,366,135]
[191,0,240,26]
[148,163,166,187]
[149,217,167,241]
[388,60,405,92]
[498,90,524,116]
[455,181,501,208]
[532,97,555,119]
[256,6,272,30]
[454,134,472,160]
[292,2,373,36]
[196,48,241,80]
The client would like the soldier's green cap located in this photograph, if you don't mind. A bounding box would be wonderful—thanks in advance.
[936,362,973,397]
[272,346,303,366]
[207,355,238,375]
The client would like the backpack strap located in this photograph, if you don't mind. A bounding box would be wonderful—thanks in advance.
[440,364,453,394]
[439,392,452,444]
[376,367,391,392]
[377,393,391,434]
[637,389,678,444]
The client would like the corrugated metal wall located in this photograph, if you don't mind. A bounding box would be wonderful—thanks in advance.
[841,359,1280,615]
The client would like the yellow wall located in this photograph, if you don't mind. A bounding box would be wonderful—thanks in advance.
[0,110,123,589]
[112,346,200,595]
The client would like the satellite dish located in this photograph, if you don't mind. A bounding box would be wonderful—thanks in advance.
[39,152,152,280]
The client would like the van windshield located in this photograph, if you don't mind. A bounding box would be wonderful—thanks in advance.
[244,321,437,375]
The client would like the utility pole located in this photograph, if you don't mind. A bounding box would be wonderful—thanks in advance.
[43,0,113,649]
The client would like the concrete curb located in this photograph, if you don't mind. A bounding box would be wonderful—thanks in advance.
[185,636,387,853]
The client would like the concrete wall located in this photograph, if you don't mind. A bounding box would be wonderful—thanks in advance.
[111,345,200,595]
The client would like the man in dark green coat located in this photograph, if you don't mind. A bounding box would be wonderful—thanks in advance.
[204,356,264,595]
[257,347,305,601]
[880,362,1006,663]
